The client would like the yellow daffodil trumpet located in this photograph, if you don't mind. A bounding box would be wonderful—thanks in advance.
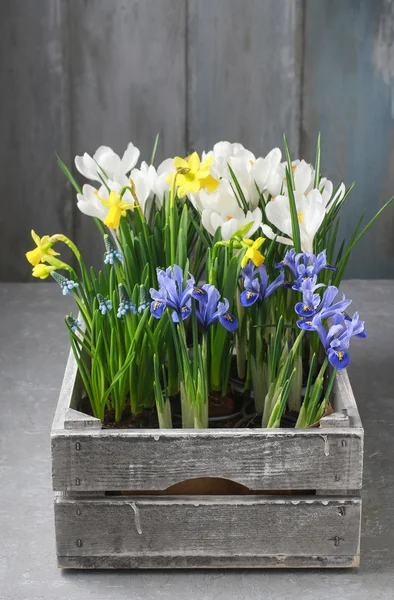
[98,190,134,229]
[32,264,56,279]
[241,236,266,268]
[25,230,60,266]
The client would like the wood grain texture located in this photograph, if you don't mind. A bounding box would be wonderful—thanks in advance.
[69,0,187,269]
[0,0,73,281]
[51,427,363,492]
[55,496,361,568]
[302,0,394,278]
[187,0,302,156]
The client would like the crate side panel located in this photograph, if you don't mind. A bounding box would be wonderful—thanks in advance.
[52,429,363,492]
[55,496,361,562]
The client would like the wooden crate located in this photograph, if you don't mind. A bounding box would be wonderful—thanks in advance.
[51,349,363,569]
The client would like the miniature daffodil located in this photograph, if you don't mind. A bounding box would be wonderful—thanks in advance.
[166,152,219,198]
[98,190,134,229]
[32,264,55,279]
[241,237,266,268]
[25,230,60,266]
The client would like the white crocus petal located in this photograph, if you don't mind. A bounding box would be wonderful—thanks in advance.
[130,171,150,213]
[157,157,175,176]
[201,209,217,236]
[75,142,141,184]
[297,189,326,253]
[120,142,140,174]
[209,141,255,180]
[93,146,122,180]
[293,159,313,195]
[227,156,260,209]
[265,195,293,238]
[190,180,239,215]
[140,161,158,188]
[202,207,262,240]
[75,153,100,182]
[329,182,346,209]
[320,177,333,207]
[262,224,294,246]
[264,190,325,253]
[153,157,175,200]
[251,148,284,198]
[76,184,108,221]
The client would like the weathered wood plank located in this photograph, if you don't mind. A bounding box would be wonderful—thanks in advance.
[0,0,73,281]
[302,0,394,279]
[68,0,187,269]
[187,0,302,155]
[55,496,361,567]
[333,368,363,428]
[52,428,362,492]
[51,346,86,431]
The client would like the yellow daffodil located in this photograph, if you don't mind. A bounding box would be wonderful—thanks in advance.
[25,230,60,266]
[166,152,219,198]
[98,190,134,229]
[32,264,55,279]
[241,236,265,268]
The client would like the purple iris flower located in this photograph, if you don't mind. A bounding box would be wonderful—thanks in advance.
[311,311,366,369]
[240,261,285,307]
[295,279,352,330]
[196,284,238,332]
[276,249,336,290]
[150,265,207,321]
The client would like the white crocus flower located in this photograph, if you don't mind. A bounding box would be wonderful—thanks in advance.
[75,142,140,183]
[77,184,108,221]
[189,179,239,216]
[202,207,263,240]
[129,158,175,212]
[77,176,141,229]
[262,190,325,253]
[284,159,345,211]
[250,148,283,198]
[203,141,256,178]
[201,141,260,209]
[154,158,175,200]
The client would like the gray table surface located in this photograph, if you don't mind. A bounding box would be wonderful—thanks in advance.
[1,281,393,600]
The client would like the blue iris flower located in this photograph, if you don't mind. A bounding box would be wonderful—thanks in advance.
[311,311,366,369]
[196,284,238,332]
[240,261,285,307]
[276,249,336,290]
[150,265,208,321]
[295,279,352,330]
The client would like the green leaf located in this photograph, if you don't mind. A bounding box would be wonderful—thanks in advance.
[313,132,321,189]
[228,163,249,212]
[231,221,254,240]
[150,133,160,165]
[283,134,295,188]
[56,153,82,194]
[335,195,394,283]
[285,166,301,253]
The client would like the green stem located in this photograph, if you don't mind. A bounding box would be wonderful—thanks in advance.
[169,175,177,266]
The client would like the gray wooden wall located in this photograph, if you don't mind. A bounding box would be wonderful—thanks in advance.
[1,0,394,281]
